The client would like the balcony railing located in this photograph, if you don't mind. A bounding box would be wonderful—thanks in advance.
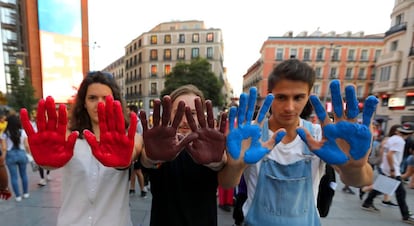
[403,77,414,87]
[385,22,407,37]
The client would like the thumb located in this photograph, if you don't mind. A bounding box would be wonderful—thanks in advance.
[83,130,99,150]
[176,132,199,152]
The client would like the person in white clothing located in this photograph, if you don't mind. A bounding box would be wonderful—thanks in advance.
[20,71,143,226]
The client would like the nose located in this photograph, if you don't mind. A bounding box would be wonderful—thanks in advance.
[284,99,295,112]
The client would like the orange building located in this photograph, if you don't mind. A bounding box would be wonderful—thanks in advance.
[243,30,384,111]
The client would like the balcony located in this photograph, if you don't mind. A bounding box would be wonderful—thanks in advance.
[403,77,414,87]
[384,22,407,37]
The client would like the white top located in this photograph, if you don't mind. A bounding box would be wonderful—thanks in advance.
[380,135,405,177]
[57,139,132,226]
[1,130,27,151]
[243,119,324,215]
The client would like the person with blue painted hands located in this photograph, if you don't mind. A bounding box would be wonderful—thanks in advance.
[218,59,379,226]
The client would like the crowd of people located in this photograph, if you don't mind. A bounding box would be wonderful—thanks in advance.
[0,59,413,225]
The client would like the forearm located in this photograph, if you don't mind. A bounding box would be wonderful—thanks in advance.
[386,152,394,170]
[218,156,247,189]
[0,159,8,190]
[140,148,162,169]
[334,162,373,187]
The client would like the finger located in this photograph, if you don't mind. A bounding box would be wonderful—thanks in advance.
[185,106,198,131]
[256,94,274,124]
[20,108,35,137]
[344,85,359,120]
[245,87,257,123]
[65,131,79,152]
[228,107,237,131]
[219,112,227,134]
[176,132,199,151]
[105,96,116,131]
[195,98,206,128]
[330,80,344,119]
[171,101,185,129]
[206,100,214,128]
[56,104,68,136]
[45,96,58,131]
[310,95,329,125]
[153,99,161,127]
[127,112,137,141]
[83,130,99,150]
[114,101,126,134]
[139,111,148,132]
[98,102,107,134]
[274,129,286,144]
[161,96,171,127]
[36,99,47,132]
[362,96,379,127]
[238,93,248,127]
[296,127,310,146]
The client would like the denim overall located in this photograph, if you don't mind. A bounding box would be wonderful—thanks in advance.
[244,120,321,226]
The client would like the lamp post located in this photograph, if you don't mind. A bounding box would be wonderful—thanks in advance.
[322,43,341,110]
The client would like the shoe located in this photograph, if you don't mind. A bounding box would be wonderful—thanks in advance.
[38,179,47,186]
[15,196,22,202]
[140,191,147,198]
[342,187,355,195]
[23,193,29,199]
[361,203,380,212]
[129,189,135,195]
[219,204,232,212]
[359,188,365,200]
[46,175,52,181]
[403,215,414,224]
[382,200,399,207]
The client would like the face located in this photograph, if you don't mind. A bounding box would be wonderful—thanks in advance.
[269,79,310,129]
[171,93,198,135]
[84,83,113,125]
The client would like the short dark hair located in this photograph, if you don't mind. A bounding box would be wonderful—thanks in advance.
[128,104,138,114]
[267,59,315,93]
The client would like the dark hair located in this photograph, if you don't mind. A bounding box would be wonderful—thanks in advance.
[5,114,21,149]
[267,59,315,93]
[69,71,127,136]
[127,104,138,114]
[169,84,206,108]
[387,124,400,137]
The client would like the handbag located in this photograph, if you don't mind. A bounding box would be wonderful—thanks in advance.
[26,153,39,172]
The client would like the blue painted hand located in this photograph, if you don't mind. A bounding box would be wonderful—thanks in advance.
[302,80,378,165]
[226,87,281,164]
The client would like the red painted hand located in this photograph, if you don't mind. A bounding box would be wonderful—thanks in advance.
[20,96,78,168]
[139,96,197,161]
[0,188,11,200]
[84,96,137,168]
[185,99,227,164]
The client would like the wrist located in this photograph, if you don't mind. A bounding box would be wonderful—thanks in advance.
[390,169,395,172]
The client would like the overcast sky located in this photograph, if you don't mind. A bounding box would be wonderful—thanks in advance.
[88,0,395,96]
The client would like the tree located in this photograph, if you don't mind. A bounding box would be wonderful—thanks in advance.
[6,65,38,114]
[161,58,224,107]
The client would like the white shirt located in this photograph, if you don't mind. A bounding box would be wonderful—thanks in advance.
[380,135,405,177]
[57,139,132,226]
[243,119,324,215]
[1,130,27,151]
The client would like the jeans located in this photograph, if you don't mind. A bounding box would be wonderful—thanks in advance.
[5,149,29,197]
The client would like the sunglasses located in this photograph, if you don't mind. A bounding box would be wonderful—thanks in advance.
[87,71,114,80]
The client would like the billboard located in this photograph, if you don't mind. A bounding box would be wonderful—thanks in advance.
[38,0,83,103]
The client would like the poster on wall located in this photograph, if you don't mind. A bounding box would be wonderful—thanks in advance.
[38,0,83,104]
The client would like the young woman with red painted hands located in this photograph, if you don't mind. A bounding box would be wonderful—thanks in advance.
[20,71,142,226]
[139,84,227,226]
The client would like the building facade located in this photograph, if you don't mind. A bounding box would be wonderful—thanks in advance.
[117,20,228,114]
[243,30,384,114]
[373,0,414,127]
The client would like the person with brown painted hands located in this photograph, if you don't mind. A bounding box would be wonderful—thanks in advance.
[139,84,227,226]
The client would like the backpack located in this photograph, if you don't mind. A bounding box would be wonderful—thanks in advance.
[368,140,382,166]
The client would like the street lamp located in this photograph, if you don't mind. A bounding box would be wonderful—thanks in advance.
[322,43,342,109]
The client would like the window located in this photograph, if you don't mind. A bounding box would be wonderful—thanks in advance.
[150,83,157,95]
[138,39,142,47]
[164,34,171,44]
[149,99,154,108]
[358,68,366,79]
[150,35,157,45]
[330,67,337,78]
[177,48,185,60]
[138,52,142,63]
[164,49,171,60]
[179,34,185,43]
[316,48,324,61]
[396,13,404,25]
[347,49,355,61]
[315,67,322,78]
[303,49,310,61]
[313,84,320,96]
[150,49,158,61]
[207,47,213,59]
[356,85,363,98]
[381,96,388,107]
[406,93,414,106]
[206,32,214,42]
[290,48,297,58]
[380,66,391,81]
[191,48,199,58]
[151,65,157,77]
[332,49,340,61]
[345,67,353,79]
[276,48,283,61]
[192,33,199,43]
[374,49,381,61]
[138,84,142,95]
[164,64,171,75]
[360,50,368,61]
[391,41,398,51]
